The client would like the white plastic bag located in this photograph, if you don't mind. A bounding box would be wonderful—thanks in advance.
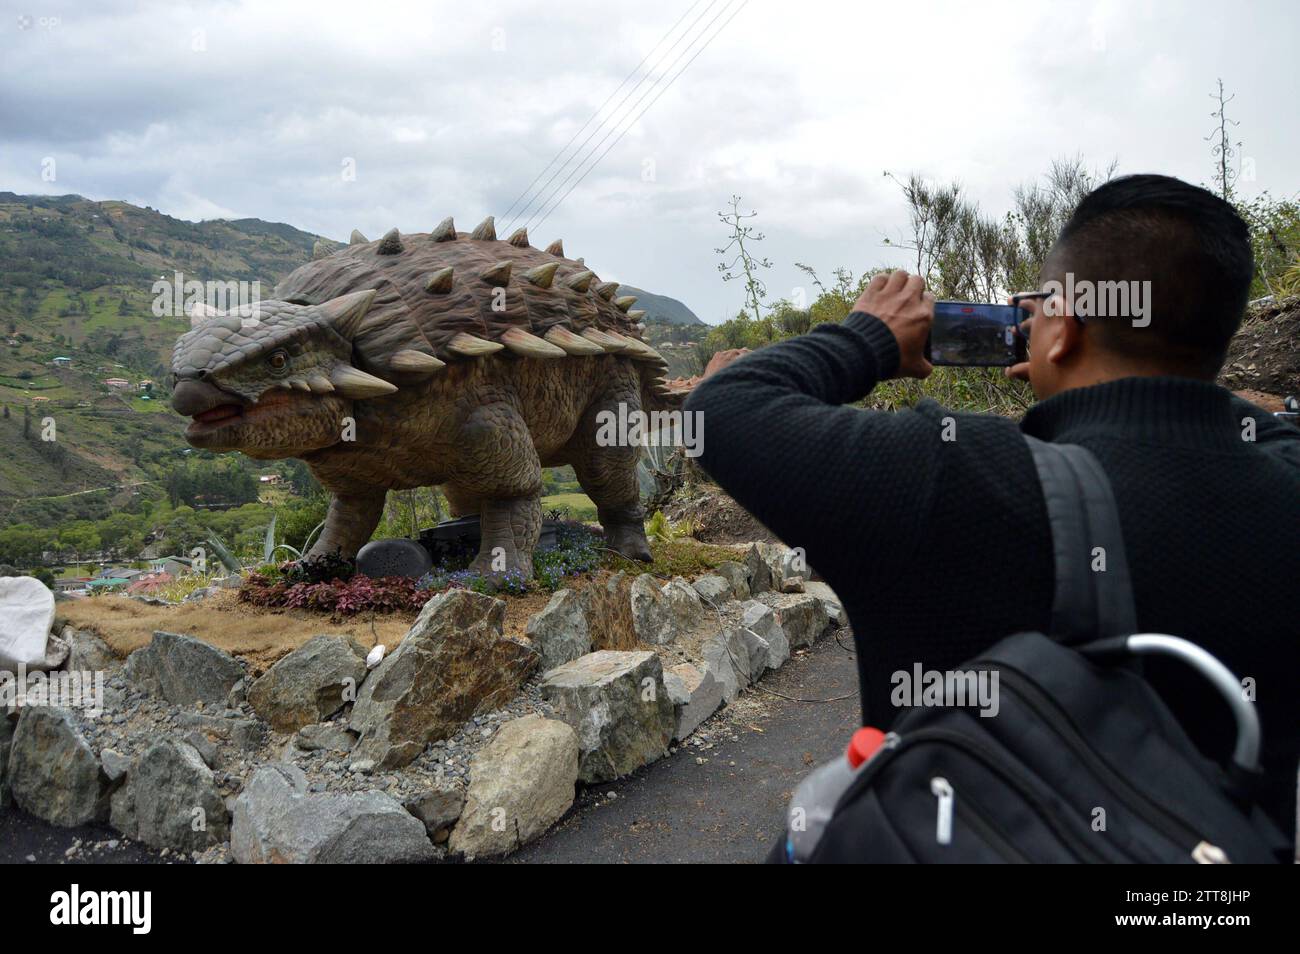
[0,576,57,670]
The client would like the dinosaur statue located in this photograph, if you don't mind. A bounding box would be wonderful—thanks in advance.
[170,217,684,575]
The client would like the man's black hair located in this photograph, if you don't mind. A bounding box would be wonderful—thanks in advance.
[1044,173,1254,377]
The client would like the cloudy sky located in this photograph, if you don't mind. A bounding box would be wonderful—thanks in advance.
[2,0,1297,322]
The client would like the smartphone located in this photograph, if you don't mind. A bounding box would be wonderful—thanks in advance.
[925,301,1026,367]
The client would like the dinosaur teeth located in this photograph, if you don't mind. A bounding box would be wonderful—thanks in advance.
[447,332,504,357]
[523,262,559,288]
[544,326,606,356]
[330,364,399,399]
[580,328,630,352]
[481,261,513,286]
[376,228,404,254]
[613,295,637,312]
[424,266,454,294]
[470,216,496,240]
[430,217,456,242]
[307,374,335,393]
[501,327,566,359]
[507,228,529,248]
[389,349,447,373]
[545,239,564,257]
[564,270,595,292]
[350,229,369,245]
[594,281,619,301]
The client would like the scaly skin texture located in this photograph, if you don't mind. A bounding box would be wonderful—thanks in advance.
[170,218,681,575]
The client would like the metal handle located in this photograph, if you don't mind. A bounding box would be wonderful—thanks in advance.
[1125,634,1260,773]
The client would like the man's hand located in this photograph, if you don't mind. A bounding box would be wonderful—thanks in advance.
[1003,295,1033,382]
[853,270,933,379]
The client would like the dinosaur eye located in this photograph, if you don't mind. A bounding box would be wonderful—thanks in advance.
[267,350,289,373]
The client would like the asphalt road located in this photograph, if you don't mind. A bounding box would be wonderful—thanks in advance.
[0,631,861,866]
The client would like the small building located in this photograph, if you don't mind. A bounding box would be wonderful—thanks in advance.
[51,356,73,368]
[53,577,92,594]
[104,378,131,389]
[148,556,192,577]
[259,474,283,485]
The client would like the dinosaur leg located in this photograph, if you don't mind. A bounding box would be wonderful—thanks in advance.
[450,401,542,577]
[571,392,653,563]
[308,490,387,559]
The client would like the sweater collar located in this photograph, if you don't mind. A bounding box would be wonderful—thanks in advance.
[1020,376,1248,451]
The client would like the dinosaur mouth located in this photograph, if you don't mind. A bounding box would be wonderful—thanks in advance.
[192,404,244,426]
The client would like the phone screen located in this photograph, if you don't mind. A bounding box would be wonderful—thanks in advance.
[926,302,1026,367]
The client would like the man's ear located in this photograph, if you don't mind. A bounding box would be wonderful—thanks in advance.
[1046,308,1085,365]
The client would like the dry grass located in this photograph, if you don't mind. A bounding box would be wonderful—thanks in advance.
[575,571,640,652]
[58,588,556,676]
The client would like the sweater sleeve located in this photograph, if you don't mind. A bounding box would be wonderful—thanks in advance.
[684,312,943,589]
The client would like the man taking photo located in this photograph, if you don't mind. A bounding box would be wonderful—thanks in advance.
[685,174,1300,845]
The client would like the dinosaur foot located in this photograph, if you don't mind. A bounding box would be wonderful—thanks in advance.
[601,516,653,563]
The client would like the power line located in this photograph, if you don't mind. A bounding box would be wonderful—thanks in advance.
[503,0,723,233]
[528,0,748,234]
[499,0,711,226]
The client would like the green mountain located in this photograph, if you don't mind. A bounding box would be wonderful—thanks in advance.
[616,283,703,326]
[0,193,326,522]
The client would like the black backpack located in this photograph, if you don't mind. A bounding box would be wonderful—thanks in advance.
[805,437,1290,863]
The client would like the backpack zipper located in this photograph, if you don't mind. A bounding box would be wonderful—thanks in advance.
[840,726,1106,862]
[951,786,1032,863]
[982,660,1226,862]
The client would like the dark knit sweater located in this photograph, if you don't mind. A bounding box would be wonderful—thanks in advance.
[685,311,1300,830]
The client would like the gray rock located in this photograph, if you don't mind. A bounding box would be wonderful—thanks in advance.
[6,707,109,826]
[247,635,367,733]
[42,630,69,669]
[743,543,773,594]
[124,631,245,707]
[713,561,752,600]
[525,589,590,671]
[665,663,724,740]
[691,574,732,605]
[294,721,357,754]
[802,580,845,625]
[132,739,228,852]
[350,590,538,769]
[403,787,465,843]
[701,628,751,703]
[231,763,435,864]
[450,714,578,859]
[739,601,789,671]
[183,730,220,768]
[630,574,706,646]
[177,712,264,752]
[769,594,830,649]
[0,715,14,808]
[100,748,130,783]
[110,776,137,839]
[540,650,674,783]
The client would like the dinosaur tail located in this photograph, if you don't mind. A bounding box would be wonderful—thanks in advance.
[638,360,689,413]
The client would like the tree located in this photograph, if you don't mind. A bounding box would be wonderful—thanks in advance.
[1205,79,1241,203]
[714,195,773,322]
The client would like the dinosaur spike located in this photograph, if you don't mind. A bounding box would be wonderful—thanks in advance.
[575,257,585,265]
[626,309,647,321]
[581,328,630,352]
[481,261,512,286]
[545,239,564,257]
[376,228,404,254]
[507,228,529,248]
[617,336,664,362]
[307,374,335,394]
[523,262,559,288]
[350,229,368,245]
[430,217,456,242]
[311,239,333,261]
[389,349,447,373]
[447,332,504,357]
[330,364,398,399]
[318,289,378,339]
[613,295,637,312]
[564,270,595,293]
[544,326,606,356]
[594,281,619,301]
[501,327,566,359]
[424,266,454,294]
[290,378,311,392]
[470,216,496,240]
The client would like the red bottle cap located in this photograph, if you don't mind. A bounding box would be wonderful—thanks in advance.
[845,727,886,769]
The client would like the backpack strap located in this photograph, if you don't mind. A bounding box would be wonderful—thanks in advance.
[1024,436,1137,643]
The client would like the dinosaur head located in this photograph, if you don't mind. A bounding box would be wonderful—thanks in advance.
[170,289,396,459]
